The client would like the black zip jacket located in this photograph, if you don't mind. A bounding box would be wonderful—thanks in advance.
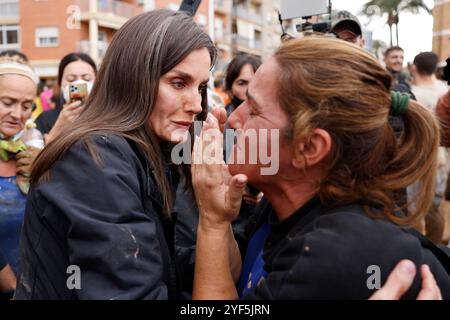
[238,198,450,300]
[15,133,178,299]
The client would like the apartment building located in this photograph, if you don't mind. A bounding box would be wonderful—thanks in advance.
[230,0,280,60]
[433,0,450,62]
[0,0,283,79]
[0,0,210,78]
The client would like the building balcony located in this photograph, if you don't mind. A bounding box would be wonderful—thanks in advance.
[97,0,134,18]
[233,6,263,25]
[215,32,232,44]
[77,39,109,60]
[231,34,263,50]
[215,0,231,15]
[76,0,134,29]
[0,0,19,23]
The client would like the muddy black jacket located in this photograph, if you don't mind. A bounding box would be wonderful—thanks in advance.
[237,198,450,300]
[15,134,178,300]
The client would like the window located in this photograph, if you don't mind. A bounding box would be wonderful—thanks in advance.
[142,0,155,12]
[197,14,207,28]
[0,0,19,18]
[168,2,178,11]
[35,27,59,47]
[98,31,109,59]
[0,24,20,50]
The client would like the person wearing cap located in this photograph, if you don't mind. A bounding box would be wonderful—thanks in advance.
[0,58,42,299]
[331,10,365,48]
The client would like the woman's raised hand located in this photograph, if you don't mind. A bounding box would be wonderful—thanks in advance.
[192,111,247,228]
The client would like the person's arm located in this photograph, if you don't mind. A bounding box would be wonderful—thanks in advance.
[39,135,169,299]
[0,250,15,294]
[45,101,83,144]
[192,113,245,300]
[194,224,241,299]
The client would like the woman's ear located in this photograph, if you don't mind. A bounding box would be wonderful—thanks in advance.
[292,128,332,169]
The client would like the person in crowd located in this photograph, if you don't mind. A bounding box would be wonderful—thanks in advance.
[224,54,261,117]
[14,9,216,300]
[213,76,229,106]
[410,51,449,244]
[435,61,450,208]
[384,46,415,97]
[437,94,450,147]
[191,36,450,299]
[330,10,365,48]
[411,52,449,109]
[35,52,97,142]
[0,60,41,299]
[0,50,29,65]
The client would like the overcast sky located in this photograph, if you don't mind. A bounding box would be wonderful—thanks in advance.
[332,0,434,63]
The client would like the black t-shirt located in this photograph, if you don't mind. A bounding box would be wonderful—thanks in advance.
[35,108,61,134]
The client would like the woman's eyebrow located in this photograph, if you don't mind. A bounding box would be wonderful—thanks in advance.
[170,69,209,84]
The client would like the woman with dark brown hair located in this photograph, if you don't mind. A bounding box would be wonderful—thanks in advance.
[192,37,450,299]
[14,9,216,300]
[224,54,261,117]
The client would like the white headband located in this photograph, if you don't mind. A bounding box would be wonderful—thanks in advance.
[0,62,39,85]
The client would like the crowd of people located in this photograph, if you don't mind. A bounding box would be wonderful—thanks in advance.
[0,9,449,300]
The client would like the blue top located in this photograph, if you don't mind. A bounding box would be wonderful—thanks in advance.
[237,223,271,298]
[0,176,27,274]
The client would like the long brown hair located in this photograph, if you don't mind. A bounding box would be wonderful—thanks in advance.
[274,37,439,225]
[31,10,217,217]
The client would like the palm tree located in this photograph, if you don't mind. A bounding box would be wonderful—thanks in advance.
[361,0,431,46]
[371,39,389,59]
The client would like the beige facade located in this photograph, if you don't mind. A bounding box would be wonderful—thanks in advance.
[433,0,450,62]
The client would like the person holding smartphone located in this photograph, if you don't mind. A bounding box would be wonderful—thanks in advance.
[35,53,97,143]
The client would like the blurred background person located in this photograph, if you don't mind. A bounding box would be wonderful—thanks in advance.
[411,52,449,109]
[224,54,261,117]
[213,76,229,106]
[35,52,97,142]
[0,59,42,299]
[410,52,449,244]
[384,46,415,97]
[330,10,365,48]
[0,50,29,65]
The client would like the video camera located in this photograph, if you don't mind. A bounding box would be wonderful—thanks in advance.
[279,0,332,34]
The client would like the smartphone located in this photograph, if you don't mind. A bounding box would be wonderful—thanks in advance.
[69,82,88,103]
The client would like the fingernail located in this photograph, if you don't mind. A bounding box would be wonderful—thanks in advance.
[421,264,430,273]
[400,260,415,275]
[237,176,247,184]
